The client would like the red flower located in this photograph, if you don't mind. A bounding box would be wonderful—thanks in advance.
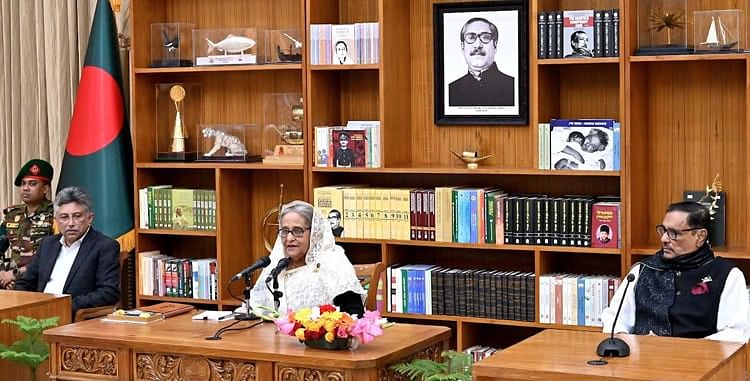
[319,304,337,313]
[691,282,710,295]
[305,329,321,340]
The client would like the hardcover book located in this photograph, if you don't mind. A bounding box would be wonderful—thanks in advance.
[330,129,366,168]
[330,24,357,64]
[562,10,595,58]
[140,302,196,318]
[550,119,616,171]
[591,202,620,248]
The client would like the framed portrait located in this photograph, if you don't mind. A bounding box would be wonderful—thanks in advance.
[434,1,528,125]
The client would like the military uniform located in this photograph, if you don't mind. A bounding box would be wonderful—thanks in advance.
[0,158,55,274]
[1,200,54,271]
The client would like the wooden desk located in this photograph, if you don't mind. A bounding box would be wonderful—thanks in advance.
[44,314,450,381]
[474,329,746,381]
[0,290,71,381]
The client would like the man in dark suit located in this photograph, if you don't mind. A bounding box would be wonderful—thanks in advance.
[449,17,515,107]
[16,186,120,317]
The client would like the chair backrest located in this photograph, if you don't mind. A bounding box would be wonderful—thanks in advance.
[353,262,384,311]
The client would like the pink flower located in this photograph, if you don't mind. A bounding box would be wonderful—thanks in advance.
[350,316,384,345]
[274,311,298,335]
[275,317,297,335]
[336,326,349,338]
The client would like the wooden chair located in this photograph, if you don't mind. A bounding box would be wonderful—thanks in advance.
[74,250,132,322]
[353,262,384,311]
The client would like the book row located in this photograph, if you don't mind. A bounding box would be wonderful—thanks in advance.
[539,273,621,327]
[138,187,217,231]
[537,9,620,59]
[314,121,381,168]
[138,251,219,301]
[309,23,380,65]
[387,265,536,322]
[314,185,622,248]
[538,119,621,171]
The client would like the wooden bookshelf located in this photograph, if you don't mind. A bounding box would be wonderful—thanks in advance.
[130,0,306,311]
[130,0,750,350]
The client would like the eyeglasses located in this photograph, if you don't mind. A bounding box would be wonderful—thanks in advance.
[656,224,704,241]
[278,227,310,238]
[464,32,493,44]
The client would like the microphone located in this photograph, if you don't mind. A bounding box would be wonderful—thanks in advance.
[597,273,636,357]
[230,256,271,282]
[265,257,291,283]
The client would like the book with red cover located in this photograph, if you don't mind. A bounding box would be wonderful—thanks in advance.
[139,302,195,318]
[591,202,620,248]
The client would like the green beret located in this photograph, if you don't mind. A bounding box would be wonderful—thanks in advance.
[14,159,53,186]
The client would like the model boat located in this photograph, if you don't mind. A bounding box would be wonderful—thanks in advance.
[700,16,737,49]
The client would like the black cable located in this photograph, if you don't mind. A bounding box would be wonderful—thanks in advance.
[205,319,264,340]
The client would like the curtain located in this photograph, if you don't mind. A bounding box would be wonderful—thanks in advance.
[0,0,130,209]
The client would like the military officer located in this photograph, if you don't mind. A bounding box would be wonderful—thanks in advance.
[0,159,54,289]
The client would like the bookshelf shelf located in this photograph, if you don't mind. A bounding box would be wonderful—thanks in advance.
[136,162,304,171]
[629,53,747,63]
[309,64,380,71]
[136,229,217,237]
[383,312,602,332]
[537,57,619,65]
[138,295,219,305]
[311,166,620,177]
[133,63,303,74]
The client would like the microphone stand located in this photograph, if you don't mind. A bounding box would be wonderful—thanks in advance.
[234,273,258,321]
[271,274,283,312]
[595,274,635,358]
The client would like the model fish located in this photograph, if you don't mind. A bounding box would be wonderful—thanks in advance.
[206,34,256,55]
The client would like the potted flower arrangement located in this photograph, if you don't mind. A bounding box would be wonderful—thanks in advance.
[274,304,390,350]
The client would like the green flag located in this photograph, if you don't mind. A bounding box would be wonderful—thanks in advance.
[58,0,133,240]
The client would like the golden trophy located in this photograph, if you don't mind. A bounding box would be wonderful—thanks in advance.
[157,83,198,161]
[170,85,188,152]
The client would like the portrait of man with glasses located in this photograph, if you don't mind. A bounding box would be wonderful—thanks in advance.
[601,201,749,343]
[448,17,515,107]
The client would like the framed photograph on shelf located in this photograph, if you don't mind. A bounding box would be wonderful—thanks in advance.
[433,1,528,125]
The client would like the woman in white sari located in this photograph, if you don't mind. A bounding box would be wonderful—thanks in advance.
[243,200,366,315]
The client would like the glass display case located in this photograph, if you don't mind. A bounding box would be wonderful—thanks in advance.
[635,0,689,55]
[150,23,194,67]
[155,83,202,161]
[261,93,304,164]
[193,28,258,66]
[264,29,303,63]
[197,124,262,162]
[694,9,743,53]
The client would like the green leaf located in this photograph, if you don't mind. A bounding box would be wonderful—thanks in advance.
[0,316,59,373]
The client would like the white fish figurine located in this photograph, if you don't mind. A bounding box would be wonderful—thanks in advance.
[206,34,256,55]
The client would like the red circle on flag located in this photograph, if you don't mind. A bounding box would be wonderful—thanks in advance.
[66,66,124,156]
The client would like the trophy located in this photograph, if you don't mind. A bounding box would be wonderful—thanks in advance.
[635,0,690,55]
[193,28,258,66]
[156,83,200,161]
[196,124,262,162]
[170,85,188,153]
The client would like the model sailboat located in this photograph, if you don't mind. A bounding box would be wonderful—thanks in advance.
[700,16,738,49]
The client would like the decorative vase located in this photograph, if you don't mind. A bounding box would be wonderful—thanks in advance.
[303,337,350,350]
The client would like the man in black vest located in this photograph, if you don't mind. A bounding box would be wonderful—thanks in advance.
[602,201,748,342]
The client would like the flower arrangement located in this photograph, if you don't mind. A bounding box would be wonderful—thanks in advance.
[274,304,390,348]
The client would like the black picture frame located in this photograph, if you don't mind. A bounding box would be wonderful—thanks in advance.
[434,1,528,125]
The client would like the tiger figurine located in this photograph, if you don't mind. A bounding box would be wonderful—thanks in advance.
[202,127,248,157]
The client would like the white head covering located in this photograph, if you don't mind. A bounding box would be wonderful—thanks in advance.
[248,200,365,312]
